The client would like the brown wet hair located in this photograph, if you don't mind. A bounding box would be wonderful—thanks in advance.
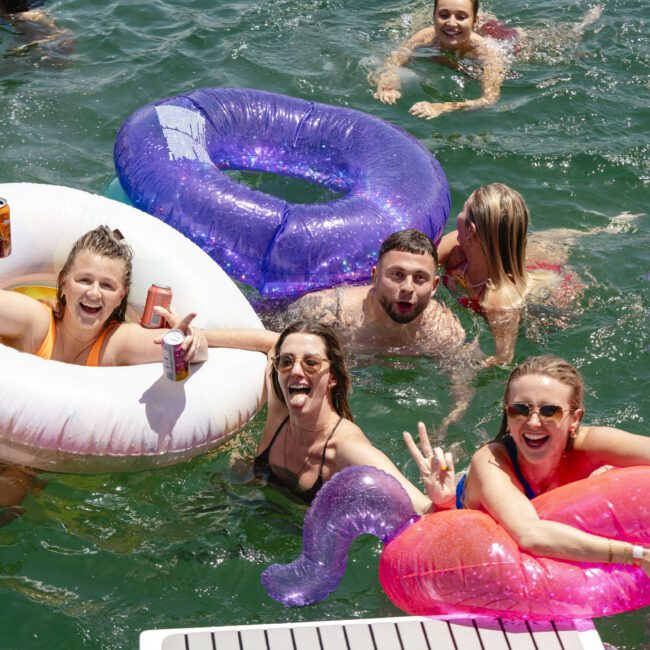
[377,229,438,267]
[271,320,354,422]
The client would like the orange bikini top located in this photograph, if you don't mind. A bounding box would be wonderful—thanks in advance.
[35,308,119,366]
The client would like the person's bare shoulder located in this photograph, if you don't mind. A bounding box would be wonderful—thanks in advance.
[288,284,370,329]
[286,288,340,325]
[421,299,466,353]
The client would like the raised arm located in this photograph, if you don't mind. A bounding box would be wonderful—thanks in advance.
[371,27,437,105]
[402,421,456,512]
[0,288,51,353]
[336,426,441,515]
[469,443,650,575]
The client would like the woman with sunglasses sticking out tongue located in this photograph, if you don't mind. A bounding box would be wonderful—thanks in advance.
[251,320,452,511]
[405,355,650,573]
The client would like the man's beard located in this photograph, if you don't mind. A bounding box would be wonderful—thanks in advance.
[378,293,427,324]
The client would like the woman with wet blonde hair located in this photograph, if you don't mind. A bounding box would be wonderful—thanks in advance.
[438,183,565,365]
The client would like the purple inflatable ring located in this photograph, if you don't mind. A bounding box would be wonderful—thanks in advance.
[114,88,449,298]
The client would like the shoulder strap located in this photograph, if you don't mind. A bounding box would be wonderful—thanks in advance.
[35,307,56,360]
[264,415,290,454]
[85,322,120,367]
[316,417,343,478]
[455,472,467,509]
[503,435,537,499]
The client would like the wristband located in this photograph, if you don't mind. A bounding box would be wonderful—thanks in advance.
[632,545,644,567]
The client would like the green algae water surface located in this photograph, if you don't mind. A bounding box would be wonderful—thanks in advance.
[1,0,648,647]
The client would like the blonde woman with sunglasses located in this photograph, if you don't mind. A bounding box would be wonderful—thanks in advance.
[208,320,452,511]
[405,355,650,574]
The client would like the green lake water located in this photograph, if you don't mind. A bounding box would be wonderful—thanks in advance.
[1,0,648,647]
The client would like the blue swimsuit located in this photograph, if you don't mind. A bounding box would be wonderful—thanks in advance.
[456,435,537,509]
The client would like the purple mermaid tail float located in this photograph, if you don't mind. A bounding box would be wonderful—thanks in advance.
[261,465,417,606]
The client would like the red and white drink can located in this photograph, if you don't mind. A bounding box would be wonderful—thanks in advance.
[0,198,11,258]
[140,284,172,328]
[162,329,189,381]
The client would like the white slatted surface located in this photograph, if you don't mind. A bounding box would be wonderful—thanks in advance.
[140,616,605,650]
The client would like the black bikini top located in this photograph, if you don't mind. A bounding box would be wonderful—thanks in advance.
[253,415,342,504]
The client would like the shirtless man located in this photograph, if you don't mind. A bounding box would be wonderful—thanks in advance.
[207,230,478,433]
[283,229,467,358]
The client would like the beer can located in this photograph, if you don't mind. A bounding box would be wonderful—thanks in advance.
[0,198,11,259]
[140,284,172,328]
[162,329,189,381]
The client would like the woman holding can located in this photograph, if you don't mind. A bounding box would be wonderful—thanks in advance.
[206,320,453,512]
[0,225,207,366]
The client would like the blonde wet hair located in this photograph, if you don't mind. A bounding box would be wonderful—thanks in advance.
[467,183,555,311]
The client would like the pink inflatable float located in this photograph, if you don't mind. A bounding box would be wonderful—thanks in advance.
[263,465,650,620]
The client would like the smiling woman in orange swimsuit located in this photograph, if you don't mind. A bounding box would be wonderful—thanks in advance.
[0,225,206,367]
[437,183,573,366]
[0,225,208,518]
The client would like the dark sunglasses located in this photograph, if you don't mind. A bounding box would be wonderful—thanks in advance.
[506,402,570,424]
[272,353,330,375]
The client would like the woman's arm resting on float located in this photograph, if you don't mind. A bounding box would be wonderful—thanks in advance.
[577,425,650,467]
[0,289,50,348]
[107,310,208,365]
[402,422,456,512]
[409,44,506,119]
[335,428,436,515]
[203,327,279,353]
[372,27,436,104]
[468,444,650,575]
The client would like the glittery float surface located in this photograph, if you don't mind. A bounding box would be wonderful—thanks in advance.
[115,87,450,297]
[262,465,650,619]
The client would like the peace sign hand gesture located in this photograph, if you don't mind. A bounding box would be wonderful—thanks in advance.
[403,422,456,509]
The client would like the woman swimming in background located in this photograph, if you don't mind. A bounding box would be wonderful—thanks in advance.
[1,0,72,57]
[0,225,207,366]
[437,183,579,366]
[370,0,601,119]
[206,320,453,512]
[404,355,650,574]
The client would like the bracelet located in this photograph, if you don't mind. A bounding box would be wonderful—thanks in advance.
[632,545,644,567]
[623,544,632,565]
[607,540,613,564]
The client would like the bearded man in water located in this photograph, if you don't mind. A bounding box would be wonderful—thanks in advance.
[285,229,467,358]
